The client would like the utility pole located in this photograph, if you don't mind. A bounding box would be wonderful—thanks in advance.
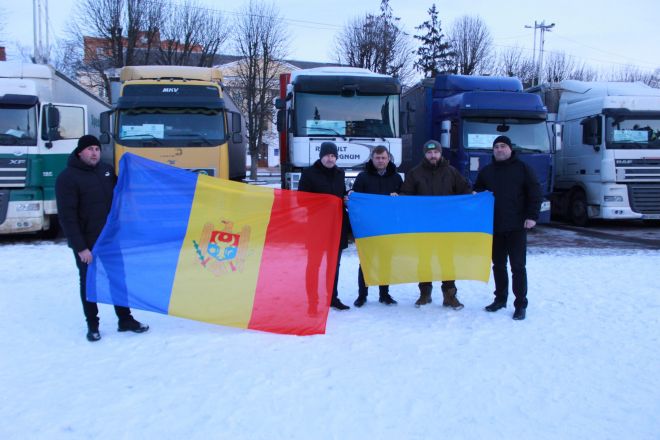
[525,20,555,85]
[33,0,50,64]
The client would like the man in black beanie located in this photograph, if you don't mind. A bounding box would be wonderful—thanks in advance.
[298,141,351,311]
[56,134,149,341]
[473,135,542,320]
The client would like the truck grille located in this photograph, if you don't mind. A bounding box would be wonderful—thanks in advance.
[628,183,660,215]
[616,159,660,182]
[0,157,27,188]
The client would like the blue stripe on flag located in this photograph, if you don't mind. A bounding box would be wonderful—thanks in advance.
[87,154,198,313]
[347,191,494,238]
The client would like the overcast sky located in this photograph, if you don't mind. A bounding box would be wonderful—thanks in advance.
[2,0,658,75]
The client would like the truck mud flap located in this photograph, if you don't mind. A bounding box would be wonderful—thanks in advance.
[0,190,8,224]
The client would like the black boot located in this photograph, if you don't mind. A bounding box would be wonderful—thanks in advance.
[354,295,367,307]
[86,325,101,342]
[485,300,507,312]
[379,293,397,305]
[415,284,432,307]
[118,317,149,333]
[513,307,526,320]
[331,297,350,310]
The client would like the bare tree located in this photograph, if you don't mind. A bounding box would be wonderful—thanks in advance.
[495,45,536,87]
[542,52,578,83]
[570,63,599,82]
[231,0,289,180]
[447,15,494,75]
[158,1,228,66]
[334,0,414,83]
[608,64,658,87]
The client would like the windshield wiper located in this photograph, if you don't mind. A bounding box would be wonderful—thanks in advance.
[121,134,163,145]
[169,132,213,146]
[515,146,546,153]
[304,126,347,140]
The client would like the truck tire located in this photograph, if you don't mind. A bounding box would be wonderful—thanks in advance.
[569,190,589,226]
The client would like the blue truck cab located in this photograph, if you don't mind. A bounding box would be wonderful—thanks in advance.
[401,75,553,222]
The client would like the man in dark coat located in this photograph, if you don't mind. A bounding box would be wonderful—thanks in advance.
[56,135,148,341]
[350,145,402,307]
[473,135,542,320]
[400,139,472,309]
[298,141,350,311]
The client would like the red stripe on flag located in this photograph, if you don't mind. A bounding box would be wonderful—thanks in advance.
[248,189,342,335]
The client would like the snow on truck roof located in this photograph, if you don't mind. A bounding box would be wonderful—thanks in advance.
[0,62,54,79]
[290,67,391,81]
[557,80,660,97]
[120,65,223,82]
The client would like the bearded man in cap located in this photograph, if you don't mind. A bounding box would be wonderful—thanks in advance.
[400,139,472,309]
[474,135,541,320]
[56,134,148,341]
[298,141,351,311]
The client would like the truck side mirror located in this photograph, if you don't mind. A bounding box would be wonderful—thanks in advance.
[275,98,285,110]
[440,120,451,149]
[231,112,242,134]
[100,110,111,135]
[581,116,601,150]
[44,104,61,148]
[277,109,284,133]
[100,133,110,144]
[554,123,562,151]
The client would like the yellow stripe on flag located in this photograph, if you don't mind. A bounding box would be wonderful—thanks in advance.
[169,175,274,327]
[356,232,492,285]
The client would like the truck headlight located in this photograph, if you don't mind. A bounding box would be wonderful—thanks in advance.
[16,202,41,212]
[604,195,623,203]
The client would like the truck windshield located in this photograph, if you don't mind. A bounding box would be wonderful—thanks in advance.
[462,118,550,153]
[294,92,399,138]
[118,108,226,146]
[606,116,660,149]
[0,106,38,146]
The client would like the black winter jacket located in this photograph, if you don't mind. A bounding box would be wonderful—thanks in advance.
[352,160,402,195]
[298,160,349,249]
[400,157,471,196]
[55,153,116,252]
[473,152,542,233]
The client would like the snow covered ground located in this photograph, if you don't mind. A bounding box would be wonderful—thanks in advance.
[1,237,659,439]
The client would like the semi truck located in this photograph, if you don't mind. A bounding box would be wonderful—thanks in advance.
[528,80,660,225]
[276,67,402,190]
[401,75,553,221]
[0,62,110,236]
[101,65,244,180]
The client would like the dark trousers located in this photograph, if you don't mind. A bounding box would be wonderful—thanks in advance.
[74,251,131,329]
[357,265,389,297]
[492,230,528,309]
[306,246,343,308]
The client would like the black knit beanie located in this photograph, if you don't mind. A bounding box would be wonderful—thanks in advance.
[319,141,338,159]
[75,135,101,155]
[492,135,512,148]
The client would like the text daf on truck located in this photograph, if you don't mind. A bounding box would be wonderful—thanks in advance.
[402,75,553,221]
[276,67,402,190]
[101,65,244,180]
[528,80,660,225]
[0,62,109,235]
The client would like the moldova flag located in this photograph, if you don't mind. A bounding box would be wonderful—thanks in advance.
[87,154,342,336]
[347,192,494,286]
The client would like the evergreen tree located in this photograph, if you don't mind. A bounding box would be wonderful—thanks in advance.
[413,4,454,77]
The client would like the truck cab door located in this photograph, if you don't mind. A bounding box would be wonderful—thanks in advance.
[39,103,87,196]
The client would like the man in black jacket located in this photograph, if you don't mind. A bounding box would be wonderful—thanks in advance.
[56,135,148,341]
[350,145,402,307]
[473,135,542,320]
[298,141,350,311]
[400,140,472,309]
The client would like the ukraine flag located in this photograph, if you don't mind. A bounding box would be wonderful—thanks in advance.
[348,192,494,286]
[87,154,342,336]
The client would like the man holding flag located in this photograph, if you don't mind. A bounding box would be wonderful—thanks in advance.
[400,139,472,309]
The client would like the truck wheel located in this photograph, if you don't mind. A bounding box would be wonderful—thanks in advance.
[569,191,588,226]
